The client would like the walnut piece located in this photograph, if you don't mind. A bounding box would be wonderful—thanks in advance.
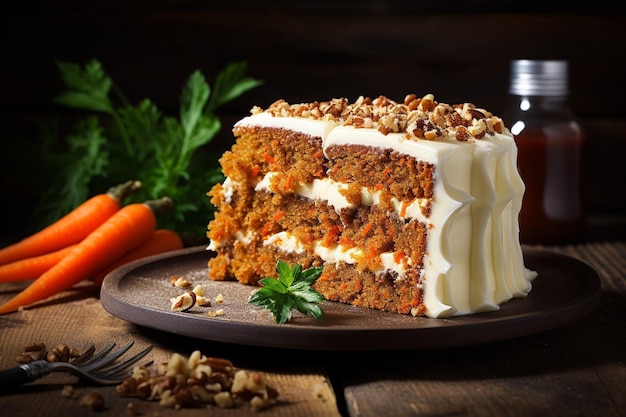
[170,291,196,312]
[16,342,82,364]
[170,276,191,287]
[81,390,105,411]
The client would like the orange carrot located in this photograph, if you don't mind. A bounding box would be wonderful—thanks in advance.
[0,197,173,315]
[90,229,183,287]
[0,244,78,283]
[0,180,142,266]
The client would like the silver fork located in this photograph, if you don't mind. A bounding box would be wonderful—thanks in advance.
[0,341,153,388]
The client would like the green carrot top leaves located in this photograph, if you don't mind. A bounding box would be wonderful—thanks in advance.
[29,59,263,238]
[248,260,325,325]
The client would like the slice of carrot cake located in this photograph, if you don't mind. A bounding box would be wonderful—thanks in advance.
[206,94,536,318]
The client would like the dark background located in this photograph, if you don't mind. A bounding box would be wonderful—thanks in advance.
[1,1,625,243]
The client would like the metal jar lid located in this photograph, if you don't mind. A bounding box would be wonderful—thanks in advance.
[509,59,569,96]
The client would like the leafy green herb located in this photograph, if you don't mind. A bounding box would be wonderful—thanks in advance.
[30,59,262,241]
[248,260,325,324]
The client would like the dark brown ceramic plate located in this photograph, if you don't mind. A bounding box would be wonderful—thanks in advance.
[100,246,601,350]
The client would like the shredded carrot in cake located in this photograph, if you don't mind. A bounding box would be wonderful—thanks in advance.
[284,174,294,191]
[260,222,274,238]
[262,153,276,164]
[317,272,331,283]
[400,202,409,218]
[272,211,285,221]
[339,236,355,247]
[360,222,374,237]
[322,225,341,247]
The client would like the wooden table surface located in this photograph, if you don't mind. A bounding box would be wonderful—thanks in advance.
[1,238,624,417]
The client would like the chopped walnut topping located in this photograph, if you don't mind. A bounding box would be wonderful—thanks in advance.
[257,94,506,142]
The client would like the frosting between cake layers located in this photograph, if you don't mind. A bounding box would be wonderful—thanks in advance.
[211,110,536,318]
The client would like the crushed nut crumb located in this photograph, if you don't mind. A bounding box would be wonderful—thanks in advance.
[206,309,225,317]
[170,276,191,287]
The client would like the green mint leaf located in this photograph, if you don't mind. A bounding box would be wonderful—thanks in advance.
[257,277,289,294]
[292,288,325,304]
[294,299,324,320]
[277,259,296,287]
[271,298,294,325]
[248,288,274,307]
[299,267,325,285]
[248,261,325,324]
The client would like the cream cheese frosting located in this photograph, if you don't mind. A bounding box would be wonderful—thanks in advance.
[210,98,537,318]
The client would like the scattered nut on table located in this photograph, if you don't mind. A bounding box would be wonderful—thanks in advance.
[125,402,141,416]
[116,350,278,410]
[16,342,82,364]
[81,390,105,411]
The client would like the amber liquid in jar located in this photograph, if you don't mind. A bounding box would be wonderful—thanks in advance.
[508,97,587,244]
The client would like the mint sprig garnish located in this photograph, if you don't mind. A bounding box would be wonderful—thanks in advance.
[248,260,325,324]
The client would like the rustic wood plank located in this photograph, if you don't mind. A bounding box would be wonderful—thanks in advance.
[339,311,624,417]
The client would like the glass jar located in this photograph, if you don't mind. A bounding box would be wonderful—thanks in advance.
[505,60,587,244]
